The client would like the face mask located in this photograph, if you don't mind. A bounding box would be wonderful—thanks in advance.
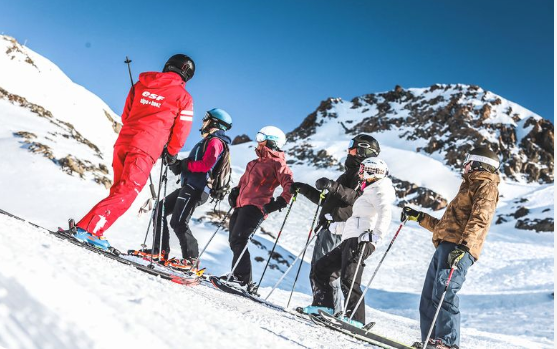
[344,154,362,170]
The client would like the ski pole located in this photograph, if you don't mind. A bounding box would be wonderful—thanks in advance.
[148,163,168,267]
[254,191,298,293]
[198,206,233,260]
[141,161,166,248]
[264,232,319,301]
[125,56,157,218]
[124,56,135,89]
[349,220,407,321]
[156,165,169,262]
[227,217,265,282]
[286,190,325,308]
[423,254,464,348]
[340,244,365,318]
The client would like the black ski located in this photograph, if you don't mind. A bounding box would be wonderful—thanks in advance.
[207,276,284,311]
[314,309,413,349]
[0,208,199,286]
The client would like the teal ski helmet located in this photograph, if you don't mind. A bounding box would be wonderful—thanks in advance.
[203,108,232,131]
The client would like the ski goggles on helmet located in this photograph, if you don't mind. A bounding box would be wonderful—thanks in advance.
[348,139,378,158]
[463,154,500,169]
[202,112,213,122]
[256,132,280,143]
[349,139,373,150]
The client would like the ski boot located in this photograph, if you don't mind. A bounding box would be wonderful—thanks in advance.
[298,305,334,316]
[128,249,167,262]
[219,273,256,293]
[165,257,198,271]
[73,228,111,251]
[246,282,260,297]
[411,339,456,349]
[337,315,364,329]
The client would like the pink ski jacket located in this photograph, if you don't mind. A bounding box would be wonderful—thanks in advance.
[236,146,294,214]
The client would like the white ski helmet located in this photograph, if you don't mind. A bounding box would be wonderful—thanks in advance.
[359,157,389,182]
[255,126,286,150]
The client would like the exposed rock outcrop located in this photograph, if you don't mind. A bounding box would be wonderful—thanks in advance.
[232,134,252,145]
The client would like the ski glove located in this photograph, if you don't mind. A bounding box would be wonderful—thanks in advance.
[162,148,178,166]
[315,177,333,191]
[228,187,239,208]
[169,160,183,176]
[290,182,311,195]
[447,245,469,267]
[401,206,424,222]
[263,196,287,214]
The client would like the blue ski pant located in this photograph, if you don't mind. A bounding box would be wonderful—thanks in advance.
[419,241,475,347]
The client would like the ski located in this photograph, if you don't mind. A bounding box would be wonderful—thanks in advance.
[0,208,200,286]
[314,309,413,349]
[207,276,285,311]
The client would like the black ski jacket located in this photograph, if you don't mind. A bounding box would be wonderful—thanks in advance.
[302,168,361,228]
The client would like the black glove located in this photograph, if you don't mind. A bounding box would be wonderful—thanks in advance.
[447,245,469,267]
[315,177,333,191]
[169,159,182,176]
[263,196,287,214]
[401,206,424,222]
[162,148,177,166]
[290,182,310,195]
[228,187,239,208]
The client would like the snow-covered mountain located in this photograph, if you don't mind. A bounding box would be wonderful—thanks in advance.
[0,35,553,349]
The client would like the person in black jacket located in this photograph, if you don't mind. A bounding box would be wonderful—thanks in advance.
[290,134,380,313]
[133,109,232,269]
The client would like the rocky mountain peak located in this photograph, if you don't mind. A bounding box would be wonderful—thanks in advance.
[288,84,553,184]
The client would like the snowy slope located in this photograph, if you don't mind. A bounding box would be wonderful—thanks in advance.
[0,36,554,349]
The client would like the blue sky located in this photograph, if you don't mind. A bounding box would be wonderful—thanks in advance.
[1,0,553,150]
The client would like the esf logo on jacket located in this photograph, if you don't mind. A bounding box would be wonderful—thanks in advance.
[140,91,165,108]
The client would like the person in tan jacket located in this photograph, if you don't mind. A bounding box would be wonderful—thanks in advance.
[402,147,500,349]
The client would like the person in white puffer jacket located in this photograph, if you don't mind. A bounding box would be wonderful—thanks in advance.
[302,157,396,327]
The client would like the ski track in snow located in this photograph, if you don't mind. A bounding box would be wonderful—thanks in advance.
[0,212,552,349]
[0,36,553,348]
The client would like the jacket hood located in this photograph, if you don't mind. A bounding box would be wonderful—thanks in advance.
[138,72,185,88]
[362,176,391,191]
[464,171,501,184]
[255,145,285,161]
[209,130,232,145]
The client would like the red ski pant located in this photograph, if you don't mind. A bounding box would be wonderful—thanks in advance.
[77,145,154,236]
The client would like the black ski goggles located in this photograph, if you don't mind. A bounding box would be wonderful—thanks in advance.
[348,140,378,158]
[202,112,213,122]
[348,139,373,150]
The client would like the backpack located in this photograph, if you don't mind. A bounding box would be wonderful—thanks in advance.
[204,138,231,201]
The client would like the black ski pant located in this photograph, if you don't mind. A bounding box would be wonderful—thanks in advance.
[310,237,374,324]
[311,227,343,313]
[228,205,264,284]
[153,183,209,259]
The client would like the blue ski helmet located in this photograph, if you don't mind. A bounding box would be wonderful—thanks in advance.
[204,108,232,131]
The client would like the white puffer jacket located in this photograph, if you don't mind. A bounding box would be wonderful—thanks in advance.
[341,177,396,245]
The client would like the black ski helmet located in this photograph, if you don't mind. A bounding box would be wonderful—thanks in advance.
[163,54,195,82]
[464,146,500,173]
[349,134,380,158]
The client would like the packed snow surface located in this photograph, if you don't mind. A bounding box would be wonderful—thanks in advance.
[0,35,554,349]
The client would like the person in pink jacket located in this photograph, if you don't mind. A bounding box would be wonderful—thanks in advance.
[226,126,294,288]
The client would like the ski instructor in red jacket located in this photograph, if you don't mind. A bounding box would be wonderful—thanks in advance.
[73,54,195,251]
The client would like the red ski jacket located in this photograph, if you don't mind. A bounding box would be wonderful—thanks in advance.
[236,146,294,214]
[115,72,193,161]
